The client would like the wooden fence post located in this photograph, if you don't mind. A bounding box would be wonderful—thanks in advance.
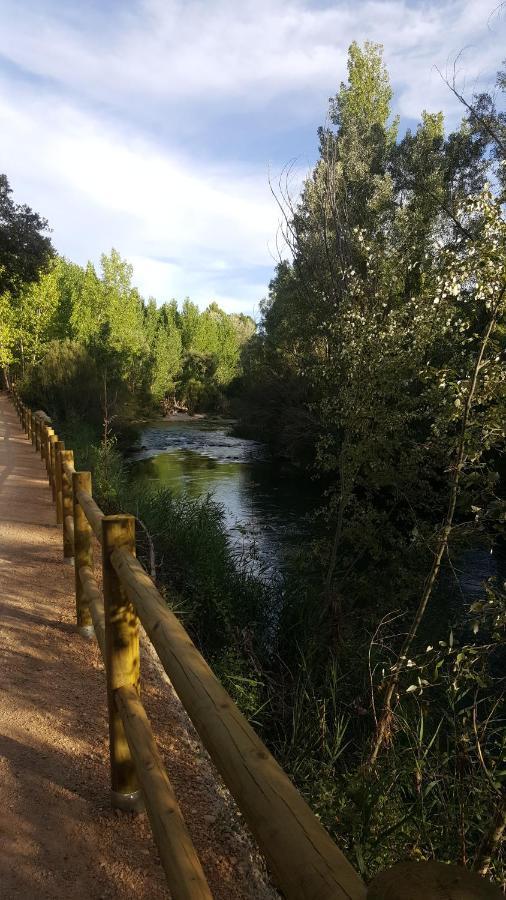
[40,424,47,463]
[27,409,32,442]
[45,428,54,478]
[366,861,503,899]
[48,433,57,500]
[55,440,65,524]
[102,514,143,811]
[61,449,74,563]
[35,416,40,452]
[72,471,94,638]
[30,412,36,447]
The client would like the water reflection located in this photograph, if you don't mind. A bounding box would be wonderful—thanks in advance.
[130,416,506,602]
[129,417,315,581]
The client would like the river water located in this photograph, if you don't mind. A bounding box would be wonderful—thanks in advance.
[129,415,316,582]
[129,415,505,602]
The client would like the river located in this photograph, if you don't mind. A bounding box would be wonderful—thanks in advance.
[129,415,505,603]
[129,415,316,582]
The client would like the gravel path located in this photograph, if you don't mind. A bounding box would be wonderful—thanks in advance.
[0,393,277,900]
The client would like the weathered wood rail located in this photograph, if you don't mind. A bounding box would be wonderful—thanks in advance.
[9,389,502,900]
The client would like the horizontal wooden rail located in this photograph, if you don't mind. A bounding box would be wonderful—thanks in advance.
[116,685,213,900]
[79,565,105,658]
[111,546,365,900]
[9,390,212,896]
[65,514,74,546]
[8,387,367,900]
[63,459,76,478]
[12,389,498,899]
[75,489,103,543]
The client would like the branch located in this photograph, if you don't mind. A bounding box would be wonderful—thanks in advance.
[437,65,506,157]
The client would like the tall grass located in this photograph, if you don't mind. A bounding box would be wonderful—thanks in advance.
[55,418,505,887]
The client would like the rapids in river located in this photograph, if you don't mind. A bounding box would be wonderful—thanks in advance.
[129,415,505,605]
[129,415,316,582]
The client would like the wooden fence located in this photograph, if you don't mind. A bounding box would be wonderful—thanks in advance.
[10,390,366,900]
[9,390,502,900]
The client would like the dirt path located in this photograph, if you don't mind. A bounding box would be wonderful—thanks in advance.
[0,393,277,900]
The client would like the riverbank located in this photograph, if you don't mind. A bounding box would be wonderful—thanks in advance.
[0,394,277,900]
[48,409,506,888]
[127,415,312,581]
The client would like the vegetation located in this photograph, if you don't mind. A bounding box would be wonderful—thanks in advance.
[1,231,255,424]
[235,42,506,883]
[1,39,505,889]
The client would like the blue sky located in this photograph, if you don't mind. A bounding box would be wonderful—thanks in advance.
[0,0,504,317]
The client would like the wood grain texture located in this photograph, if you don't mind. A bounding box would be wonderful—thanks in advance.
[48,434,57,500]
[45,428,54,478]
[79,565,106,660]
[116,684,213,900]
[366,861,504,899]
[73,471,93,630]
[54,440,65,525]
[75,489,104,544]
[63,459,76,479]
[112,546,366,900]
[61,450,74,559]
[102,516,140,799]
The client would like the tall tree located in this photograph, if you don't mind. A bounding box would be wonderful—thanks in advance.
[0,174,53,295]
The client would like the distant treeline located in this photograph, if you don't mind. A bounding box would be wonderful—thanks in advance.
[0,187,255,429]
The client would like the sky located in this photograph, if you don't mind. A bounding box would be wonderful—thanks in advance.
[0,0,505,318]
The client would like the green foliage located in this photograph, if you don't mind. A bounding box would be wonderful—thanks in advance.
[2,40,505,887]
[108,483,272,663]
[25,338,101,423]
[232,42,506,884]
[149,302,183,402]
[240,42,506,630]
[4,230,255,419]
[0,290,17,370]
[92,436,127,510]
[332,40,398,142]
[0,173,53,296]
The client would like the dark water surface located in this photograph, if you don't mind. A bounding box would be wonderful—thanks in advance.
[129,416,316,581]
[129,416,505,601]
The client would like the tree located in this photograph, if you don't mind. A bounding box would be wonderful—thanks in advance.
[150,303,183,402]
[179,298,201,351]
[0,174,53,295]
[245,42,505,641]
[267,42,405,627]
[0,290,17,387]
[16,261,62,369]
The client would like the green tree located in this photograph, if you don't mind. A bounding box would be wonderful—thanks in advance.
[179,298,201,351]
[243,42,505,643]
[16,261,62,369]
[0,290,17,386]
[150,302,183,402]
[193,303,240,384]
[0,174,54,295]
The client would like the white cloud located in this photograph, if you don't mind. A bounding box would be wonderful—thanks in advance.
[126,254,267,315]
[0,78,282,310]
[0,0,503,118]
[0,0,504,313]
